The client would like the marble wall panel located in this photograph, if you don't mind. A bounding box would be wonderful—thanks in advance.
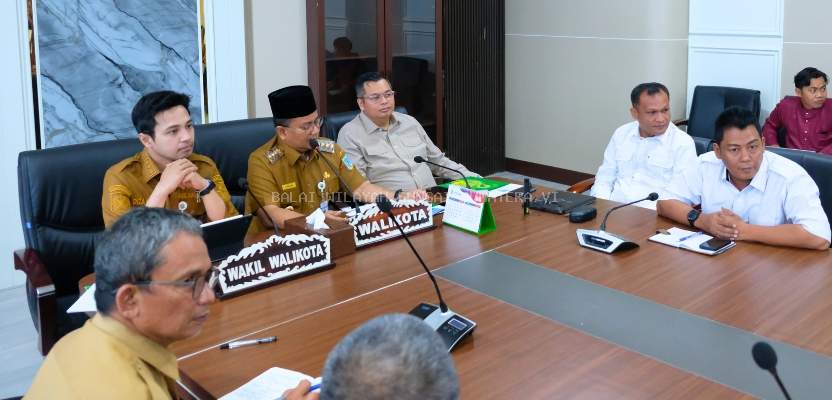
[36,0,201,148]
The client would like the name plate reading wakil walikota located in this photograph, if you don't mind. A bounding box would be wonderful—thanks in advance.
[346,200,434,247]
[215,234,332,298]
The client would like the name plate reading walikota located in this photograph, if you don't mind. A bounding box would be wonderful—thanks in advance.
[346,200,434,247]
[215,234,332,298]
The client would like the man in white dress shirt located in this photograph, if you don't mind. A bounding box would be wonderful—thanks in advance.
[657,106,830,250]
[590,82,698,209]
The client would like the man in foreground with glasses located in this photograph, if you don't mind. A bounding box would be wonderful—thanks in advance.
[337,72,479,191]
[763,67,832,154]
[246,85,425,233]
[657,107,830,250]
[27,207,217,398]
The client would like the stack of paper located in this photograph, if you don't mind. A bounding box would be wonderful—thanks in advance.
[219,367,321,400]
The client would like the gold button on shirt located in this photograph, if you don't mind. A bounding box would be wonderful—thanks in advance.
[25,314,179,400]
[245,137,367,234]
[102,150,238,227]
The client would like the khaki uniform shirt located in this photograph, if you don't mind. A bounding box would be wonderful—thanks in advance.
[337,112,479,191]
[102,150,237,227]
[246,136,366,233]
[26,314,179,400]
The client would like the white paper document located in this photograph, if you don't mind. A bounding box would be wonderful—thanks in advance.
[219,367,321,400]
[67,283,97,313]
[487,183,522,198]
[648,227,735,255]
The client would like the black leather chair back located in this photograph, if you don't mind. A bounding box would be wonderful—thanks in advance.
[194,117,274,212]
[767,148,832,228]
[18,139,143,297]
[687,86,761,139]
[322,107,408,140]
[693,136,715,155]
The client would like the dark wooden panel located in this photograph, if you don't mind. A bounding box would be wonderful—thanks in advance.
[443,0,505,175]
[170,193,558,357]
[498,201,832,356]
[179,278,749,399]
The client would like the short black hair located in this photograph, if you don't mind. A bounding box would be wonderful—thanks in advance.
[355,71,388,98]
[794,67,828,89]
[131,91,191,137]
[630,82,669,106]
[713,106,761,144]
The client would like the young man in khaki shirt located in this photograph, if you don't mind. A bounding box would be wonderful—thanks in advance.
[101,91,237,227]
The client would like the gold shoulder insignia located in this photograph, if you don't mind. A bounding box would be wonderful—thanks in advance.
[318,138,336,153]
[266,147,284,164]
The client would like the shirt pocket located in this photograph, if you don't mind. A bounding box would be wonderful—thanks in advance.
[400,134,427,158]
[646,153,674,180]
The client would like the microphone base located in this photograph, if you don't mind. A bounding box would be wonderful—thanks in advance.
[409,303,477,352]
[576,229,639,254]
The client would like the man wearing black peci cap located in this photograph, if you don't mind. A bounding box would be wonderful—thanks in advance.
[245,85,426,233]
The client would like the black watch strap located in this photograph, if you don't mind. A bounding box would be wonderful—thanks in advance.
[198,179,216,197]
[687,209,701,228]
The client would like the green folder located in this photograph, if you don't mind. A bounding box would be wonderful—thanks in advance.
[438,177,508,191]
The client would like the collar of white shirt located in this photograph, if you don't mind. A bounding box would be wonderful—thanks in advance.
[719,151,770,193]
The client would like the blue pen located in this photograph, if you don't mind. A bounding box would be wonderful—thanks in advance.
[276,382,321,400]
[678,231,703,243]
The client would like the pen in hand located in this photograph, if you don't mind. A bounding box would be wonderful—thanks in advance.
[276,382,321,400]
[219,336,277,350]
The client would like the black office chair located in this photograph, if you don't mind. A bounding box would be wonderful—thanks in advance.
[194,118,274,213]
[676,86,761,139]
[767,147,832,233]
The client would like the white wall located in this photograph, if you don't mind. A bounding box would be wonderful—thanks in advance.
[246,0,309,118]
[0,0,36,289]
[687,0,784,119]
[204,0,249,122]
[506,0,690,175]
[781,0,832,98]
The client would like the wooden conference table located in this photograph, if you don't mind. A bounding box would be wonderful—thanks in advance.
[175,190,832,399]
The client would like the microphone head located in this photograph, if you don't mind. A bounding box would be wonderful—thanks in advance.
[308,138,319,150]
[376,194,393,213]
[648,192,659,201]
[237,177,249,190]
[413,156,425,163]
[752,341,778,372]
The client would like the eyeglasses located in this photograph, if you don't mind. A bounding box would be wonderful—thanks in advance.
[281,117,324,133]
[360,91,395,103]
[131,267,218,300]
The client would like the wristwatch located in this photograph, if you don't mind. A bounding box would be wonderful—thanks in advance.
[687,209,701,228]
[198,179,216,197]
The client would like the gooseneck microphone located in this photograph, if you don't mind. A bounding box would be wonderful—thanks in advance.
[376,194,447,312]
[375,194,476,351]
[239,177,280,237]
[413,156,470,189]
[309,139,360,210]
[752,341,792,400]
[599,192,659,231]
[575,192,658,254]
